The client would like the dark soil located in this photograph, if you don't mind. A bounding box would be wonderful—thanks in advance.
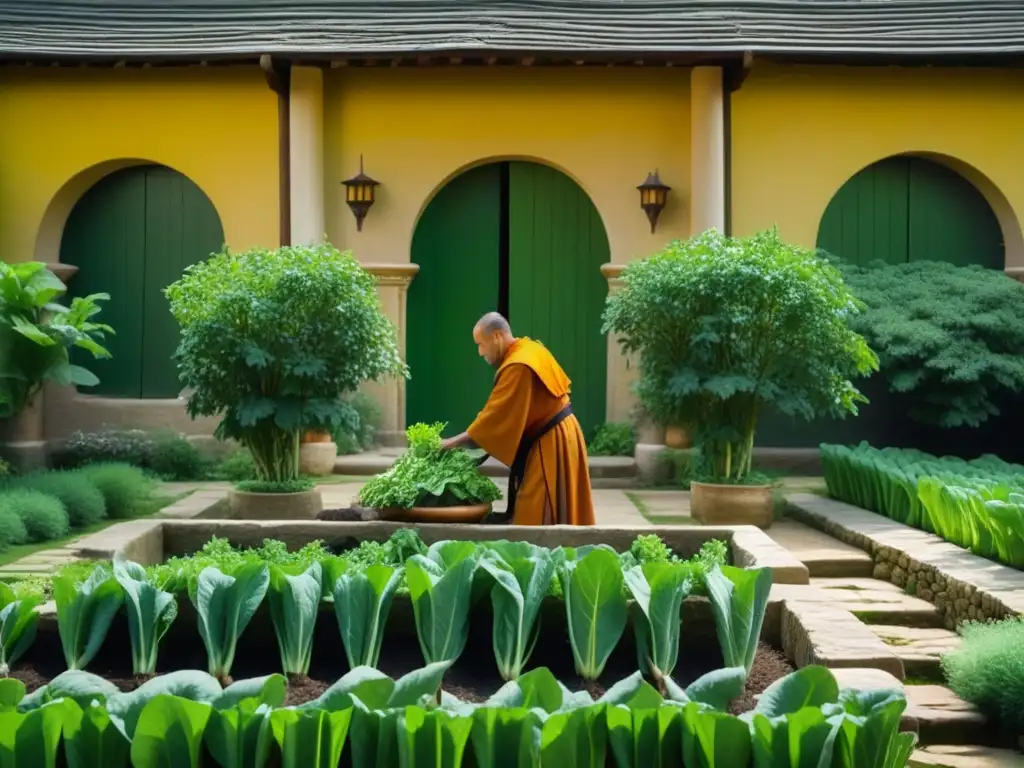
[12,606,792,713]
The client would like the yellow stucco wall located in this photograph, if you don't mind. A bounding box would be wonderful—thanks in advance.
[323,67,691,265]
[731,63,1024,269]
[0,66,279,264]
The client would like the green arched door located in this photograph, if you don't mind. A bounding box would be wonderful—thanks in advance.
[60,165,224,398]
[407,161,609,438]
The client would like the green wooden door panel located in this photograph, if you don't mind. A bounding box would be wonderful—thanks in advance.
[141,167,224,398]
[61,168,148,397]
[61,165,223,399]
[407,164,502,433]
[507,162,609,438]
[906,159,1004,269]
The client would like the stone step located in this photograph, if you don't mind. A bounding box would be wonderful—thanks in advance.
[905,685,999,747]
[768,520,874,577]
[867,624,962,679]
[810,577,945,628]
[910,745,1024,767]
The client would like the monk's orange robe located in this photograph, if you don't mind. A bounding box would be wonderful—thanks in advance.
[467,338,595,526]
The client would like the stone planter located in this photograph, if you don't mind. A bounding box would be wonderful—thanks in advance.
[690,481,774,528]
[665,425,692,450]
[298,441,337,476]
[378,503,491,524]
[228,489,323,520]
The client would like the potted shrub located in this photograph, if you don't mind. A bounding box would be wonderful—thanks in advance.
[0,262,112,469]
[602,228,877,527]
[166,243,406,519]
[299,428,337,477]
[357,422,502,523]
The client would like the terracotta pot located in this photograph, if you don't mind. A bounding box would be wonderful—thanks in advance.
[378,503,491,524]
[690,481,774,528]
[299,441,337,476]
[301,430,332,444]
[664,425,692,450]
[228,489,323,520]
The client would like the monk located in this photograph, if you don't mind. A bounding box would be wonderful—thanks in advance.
[440,312,595,526]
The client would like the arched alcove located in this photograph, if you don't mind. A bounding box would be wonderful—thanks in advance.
[60,164,224,398]
[406,159,610,437]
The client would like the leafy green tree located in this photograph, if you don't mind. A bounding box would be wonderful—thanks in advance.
[602,229,877,483]
[835,259,1024,428]
[165,244,406,482]
[0,262,112,419]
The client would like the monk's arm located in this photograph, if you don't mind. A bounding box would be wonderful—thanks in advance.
[440,432,477,451]
[463,364,532,467]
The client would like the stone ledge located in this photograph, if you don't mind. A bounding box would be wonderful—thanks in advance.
[781,598,905,680]
[158,489,229,520]
[731,526,810,585]
[786,493,1024,627]
[73,520,164,565]
[334,452,638,480]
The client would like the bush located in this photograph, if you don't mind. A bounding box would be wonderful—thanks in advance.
[166,243,407,482]
[603,228,878,484]
[836,259,1024,428]
[50,428,156,470]
[0,489,70,542]
[235,477,316,494]
[942,616,1024,732]
[588,422,636,457]
[78,463,155,519]
[0,506,29,550]
[214,449,259,482]
[9,471,106,527]
[149,432,208,480]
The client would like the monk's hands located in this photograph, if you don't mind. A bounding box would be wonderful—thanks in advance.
[439,432,474,452]
[439,437,459,452]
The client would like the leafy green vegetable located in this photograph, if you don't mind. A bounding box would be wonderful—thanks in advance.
[112,557,178,675]
[705,565,772,675]
[0,680,24,711]
[54,566,123,671]
[406,555,477,665]
[398,707,473,768]
[538,704,608,768]
[192,564,270,682]
[204,700,272,768]
[560,548,628,681]
[358,422,502,509]
[129,695,212,768]
[470,707,541,768]
[0,698,71,768]
[0,582,39,676]
[18,670,120,712]
[482,548,559,681]
[332,563,403,669]
[665,667,747,712]
[624,562,692,687]
[61,697,131,768]
[607,702,684,768]
[268,562,322,677]
[681,703,751,767]
[262,706,353,768]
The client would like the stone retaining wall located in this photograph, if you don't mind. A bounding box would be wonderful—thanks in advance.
[787,494,1024,628]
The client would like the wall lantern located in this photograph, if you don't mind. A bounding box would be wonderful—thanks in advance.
[637,170,671,234]
[342,155,380,231]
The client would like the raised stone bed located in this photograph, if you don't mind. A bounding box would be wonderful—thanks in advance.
[786,493,1024,627]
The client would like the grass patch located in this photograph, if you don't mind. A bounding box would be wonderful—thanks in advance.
[625,491,651,516]
[877,636,913,647]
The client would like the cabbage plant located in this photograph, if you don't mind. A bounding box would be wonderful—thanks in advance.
[54,566,123,671]
[113,558,177,676]
[192,564,270,683]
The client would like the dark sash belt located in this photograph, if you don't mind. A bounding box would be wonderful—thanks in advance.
[504,403,573,521]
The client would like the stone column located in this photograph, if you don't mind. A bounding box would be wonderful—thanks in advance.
[361,263,420,447]
[289,66,325,246]
[690,66,726,235]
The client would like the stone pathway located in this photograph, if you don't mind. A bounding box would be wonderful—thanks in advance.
[768,511,1012,761]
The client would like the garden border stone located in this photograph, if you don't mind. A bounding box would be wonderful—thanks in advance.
[786,493,1024,627]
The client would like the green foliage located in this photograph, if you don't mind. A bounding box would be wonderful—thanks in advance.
[333,390,384,455]
[192,564,270,682]
[0,457,12,478]
[234,477,316,494]
[588,422,636,457]
[112,558,177,676]
[406,550,478,665]
[942,616,1024,733]
[0,261,113,419]
[165,243,407,482]
[603,229,877,483]
[624,562,692,686]
[212,449,260,482]
[77,463,155,519]
[0,582,40,675]
[0,506,29,551]
[821,443,1024,567]
[358,422,502,509]
[8,470,106,528]
[148,432,207,481]
[50,428,156,471]
[54,566,123,671]
[836,258,1024,428]
[0,488,70,542]
[560,548,628,682]
[268,562,323,677]
[706,565,773,675]
[331,563,404,670]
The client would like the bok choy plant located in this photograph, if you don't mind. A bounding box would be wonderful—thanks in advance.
[112,557,178,676]
[268,563,323,678]
[331,563,404,669]
[705,564,772,675]
[480,547,560,681]
[560,547,627,681]
[623,562,692,690]
[0,582,39,676]
[192,564,270,683]
[55,565,123,671]
[406,551,478,665]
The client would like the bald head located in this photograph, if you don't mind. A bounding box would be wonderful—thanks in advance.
[473,312,515,366]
